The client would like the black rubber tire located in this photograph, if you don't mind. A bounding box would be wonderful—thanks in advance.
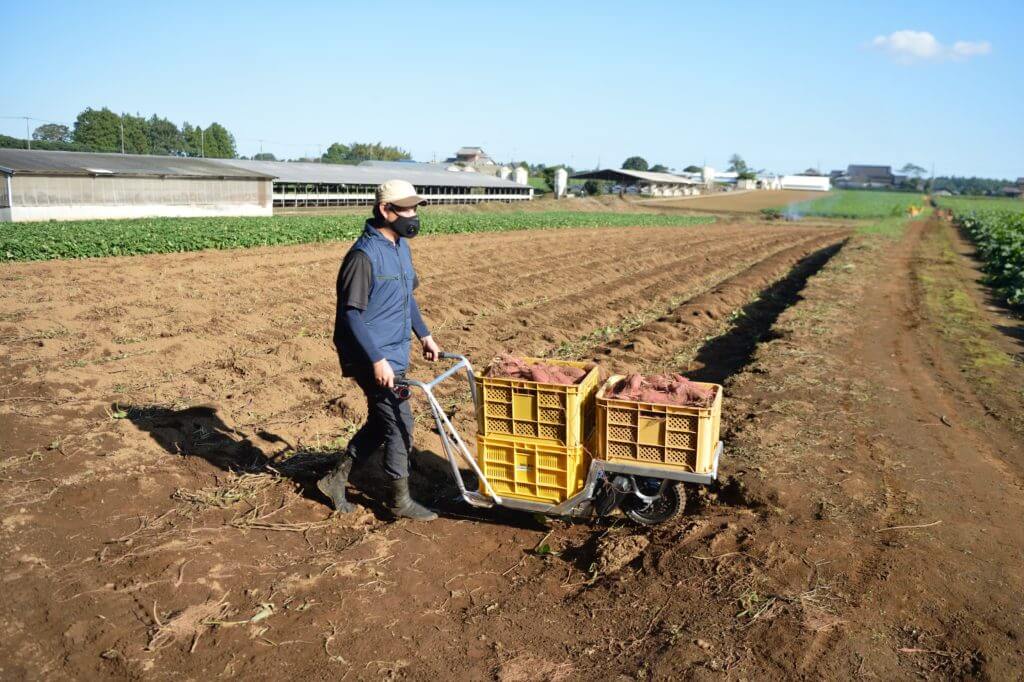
[621,481,685,526]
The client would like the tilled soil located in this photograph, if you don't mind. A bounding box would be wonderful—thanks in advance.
[1,218,1021,679]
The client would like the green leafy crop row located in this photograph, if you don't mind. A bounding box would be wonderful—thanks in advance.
[0,212,715,262]
[948,205,1024,306]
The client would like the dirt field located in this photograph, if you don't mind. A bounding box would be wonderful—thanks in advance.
[2,215,1023,679]
[644,189,825,213]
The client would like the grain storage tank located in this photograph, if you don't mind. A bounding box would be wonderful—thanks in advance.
[513,166,528,185]
[498,165,511,180]
[553,167,568,198]
[701,166,716,188]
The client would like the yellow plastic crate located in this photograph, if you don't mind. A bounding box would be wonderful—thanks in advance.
[596,375,722,474]
[474,358,600,447]
[476,433,591,504]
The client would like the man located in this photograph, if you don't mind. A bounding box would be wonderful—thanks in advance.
[318,179,441,521]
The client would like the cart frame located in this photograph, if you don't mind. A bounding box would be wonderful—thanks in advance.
[401,353,722,517]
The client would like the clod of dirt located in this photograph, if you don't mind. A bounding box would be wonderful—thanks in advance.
[498,653,575,682]
[715,475,776,509]
[606,373,716,407]
[487,354,589,385]
[595,533,650,576]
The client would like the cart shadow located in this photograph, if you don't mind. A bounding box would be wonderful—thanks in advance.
[117,402,547,526]
[408,448,557,530]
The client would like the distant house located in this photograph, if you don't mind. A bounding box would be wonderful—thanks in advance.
[1017,177,1024,194]
[835,165,897,189]
[445,146,496,166]
[1000,185,1022,198]
[443,146,501,176]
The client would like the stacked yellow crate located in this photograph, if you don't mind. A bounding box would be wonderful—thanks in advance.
[474,358,599,503]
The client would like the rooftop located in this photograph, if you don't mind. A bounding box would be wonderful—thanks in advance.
[214,158,526,189]
[570,168,701,185]
[0,148,272,180]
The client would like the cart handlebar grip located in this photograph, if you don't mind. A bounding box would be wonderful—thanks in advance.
[439,351,461,360]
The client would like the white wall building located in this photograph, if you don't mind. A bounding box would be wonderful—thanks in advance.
[779,175,831,192]
[0,149,273,222]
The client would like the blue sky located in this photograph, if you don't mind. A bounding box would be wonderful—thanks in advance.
[3,0,1022,178]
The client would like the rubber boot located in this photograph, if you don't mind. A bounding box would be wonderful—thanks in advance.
[389,477,437,521]
[317,455,356,513]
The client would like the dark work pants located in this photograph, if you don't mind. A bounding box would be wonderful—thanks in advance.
[345,371,414,480]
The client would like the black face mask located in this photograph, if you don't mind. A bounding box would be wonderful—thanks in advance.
[388,214,420,239]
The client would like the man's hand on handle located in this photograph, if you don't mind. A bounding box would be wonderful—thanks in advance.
[421,335,441,362]
[373,358,395,388]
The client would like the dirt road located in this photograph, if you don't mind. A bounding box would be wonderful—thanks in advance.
[1,216,1022,679]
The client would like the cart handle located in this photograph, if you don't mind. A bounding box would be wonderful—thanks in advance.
[397,352,478,407]
[393,352,501,504]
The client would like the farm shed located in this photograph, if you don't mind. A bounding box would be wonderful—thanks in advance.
[570,168,701,197]
[0,149,273,222]
[780,175,831,192]
[213,159,533,207]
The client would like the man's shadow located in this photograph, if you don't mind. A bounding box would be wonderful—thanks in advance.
[117,402,499,520]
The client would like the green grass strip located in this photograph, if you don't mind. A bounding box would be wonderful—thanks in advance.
[0,211,715,262]
[784,190,927,219]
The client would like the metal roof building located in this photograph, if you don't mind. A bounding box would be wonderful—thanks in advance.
[0,150,534,221]
[0,149,273,222]
[212,158,533,207]
[571,168,702,197]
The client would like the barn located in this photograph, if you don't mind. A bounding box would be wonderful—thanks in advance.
[0,149,274,222]
[214,158,533,208]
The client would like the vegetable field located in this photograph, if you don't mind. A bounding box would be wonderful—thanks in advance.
[0,211,715,262]
[785,190,925,219]
[935,195,1024,213]
[946,203,1024,306]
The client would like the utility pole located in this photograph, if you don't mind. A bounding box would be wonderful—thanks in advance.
[201,128,205,158]
[120,116,125,154]
[25,117,31,150]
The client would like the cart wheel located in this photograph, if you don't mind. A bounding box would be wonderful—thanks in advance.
[621,481,685,526]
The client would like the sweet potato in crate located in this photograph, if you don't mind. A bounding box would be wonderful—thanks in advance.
[474,357,600,447]
[596,375,723,474]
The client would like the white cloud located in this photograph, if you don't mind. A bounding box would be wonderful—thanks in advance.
[951,40,992,59]
[871,30,992,64]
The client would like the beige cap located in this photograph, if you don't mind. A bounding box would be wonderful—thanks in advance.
[376,179,426,208]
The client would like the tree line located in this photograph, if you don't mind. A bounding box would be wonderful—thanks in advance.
[0,107,414,165]
[3,108,238,158]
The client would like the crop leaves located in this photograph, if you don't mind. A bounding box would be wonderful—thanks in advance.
[0,212,715,262]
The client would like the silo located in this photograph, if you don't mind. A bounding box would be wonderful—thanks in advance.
[553,167,568,198]
[702,166,715,187]
[513,166,528,185]
[498,165,511,180]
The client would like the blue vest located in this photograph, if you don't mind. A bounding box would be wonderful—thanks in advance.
[344,221,417,373]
